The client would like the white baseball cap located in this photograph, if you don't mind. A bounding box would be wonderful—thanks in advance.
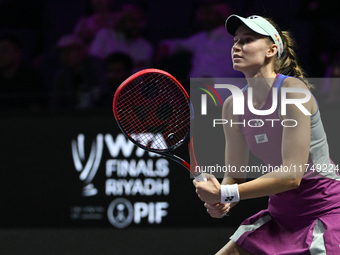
[225,15,283,58]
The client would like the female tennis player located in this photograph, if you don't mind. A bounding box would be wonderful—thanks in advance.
[193,14,340,255]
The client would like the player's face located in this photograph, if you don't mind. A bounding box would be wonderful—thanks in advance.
[231,25,271,74]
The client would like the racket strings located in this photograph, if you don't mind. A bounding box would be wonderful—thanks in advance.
[116,72,190,151]
[119,73,184,124]
[119,74,190,141]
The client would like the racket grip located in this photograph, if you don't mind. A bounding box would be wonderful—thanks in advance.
[194,172,207,182]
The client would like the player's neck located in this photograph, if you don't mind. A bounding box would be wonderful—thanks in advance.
[245,69,277,106]
[245,67,276,85]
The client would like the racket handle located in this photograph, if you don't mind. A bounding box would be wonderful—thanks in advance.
[194,172,207,182]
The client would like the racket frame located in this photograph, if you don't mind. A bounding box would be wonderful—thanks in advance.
[113,68,206,181]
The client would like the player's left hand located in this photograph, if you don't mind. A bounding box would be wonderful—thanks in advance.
[204,202,230,218]
[193,173,221,204]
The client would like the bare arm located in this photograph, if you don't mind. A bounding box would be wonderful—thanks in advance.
[221,95,249,186]
[194,96,249,214]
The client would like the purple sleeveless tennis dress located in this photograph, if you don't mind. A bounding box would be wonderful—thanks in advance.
[230,74,340,254]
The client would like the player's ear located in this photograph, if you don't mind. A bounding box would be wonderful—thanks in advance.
[266,43,278,58]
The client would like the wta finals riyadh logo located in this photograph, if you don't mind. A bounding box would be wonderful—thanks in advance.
[197,82,222,115]
[71,134,104,196]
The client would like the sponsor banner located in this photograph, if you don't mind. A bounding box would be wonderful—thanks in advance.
[70,130,171,228]
[4,110,266,228]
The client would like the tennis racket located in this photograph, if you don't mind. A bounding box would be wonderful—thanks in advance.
[112,68,207,182]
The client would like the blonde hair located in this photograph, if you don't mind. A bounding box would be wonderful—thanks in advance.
[265,18,312,89]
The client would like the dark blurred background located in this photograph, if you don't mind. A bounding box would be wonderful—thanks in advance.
[1,0,340,254]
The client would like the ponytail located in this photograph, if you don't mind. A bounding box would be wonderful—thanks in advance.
[265,18,312,89]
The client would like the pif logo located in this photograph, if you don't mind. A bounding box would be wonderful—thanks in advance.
[107,198,169,228]
[200,84,312,116]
